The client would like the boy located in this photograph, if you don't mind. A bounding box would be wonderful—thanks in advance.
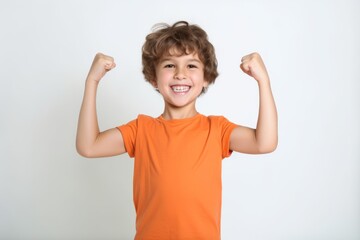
[76,21,277,240]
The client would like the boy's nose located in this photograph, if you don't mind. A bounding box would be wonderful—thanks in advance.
[174,73,186,80]
[174,68,186,80]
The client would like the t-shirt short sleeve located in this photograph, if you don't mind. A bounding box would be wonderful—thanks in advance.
[117,118,138,158]
[216,116,238,158]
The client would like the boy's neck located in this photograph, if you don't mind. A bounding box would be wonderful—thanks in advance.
[161,105,198,120]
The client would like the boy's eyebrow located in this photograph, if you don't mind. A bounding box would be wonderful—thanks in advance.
[159,57,202,63]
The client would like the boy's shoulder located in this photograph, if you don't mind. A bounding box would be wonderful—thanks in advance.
[206,114,233,123]
[138,114,155,120]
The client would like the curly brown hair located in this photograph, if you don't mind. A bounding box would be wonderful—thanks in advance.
[142,21,218,88]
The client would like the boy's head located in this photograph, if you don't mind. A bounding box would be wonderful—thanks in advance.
[142,21,218,91]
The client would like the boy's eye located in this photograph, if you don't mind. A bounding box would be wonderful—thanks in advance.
[188,64,197,68]
[164,64,175,68]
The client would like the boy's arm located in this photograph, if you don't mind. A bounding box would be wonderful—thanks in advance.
[230,52,278,154]
[76,53,126,158]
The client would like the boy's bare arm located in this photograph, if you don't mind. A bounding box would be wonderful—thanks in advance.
[230,52,278,154]
[76,53,126,158]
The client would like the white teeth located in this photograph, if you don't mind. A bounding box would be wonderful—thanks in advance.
[171,86,190,93]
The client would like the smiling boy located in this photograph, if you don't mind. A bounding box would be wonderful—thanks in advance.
[76,21,278,240]
[154,50,208,118]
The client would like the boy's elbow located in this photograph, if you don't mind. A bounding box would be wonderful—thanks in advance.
[258,140,278,154]
[77,149,91,158]
[76,143,95,158]
[259,145,277,154]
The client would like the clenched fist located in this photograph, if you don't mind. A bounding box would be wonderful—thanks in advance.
[240,52,269,84]
[86,53,116,83]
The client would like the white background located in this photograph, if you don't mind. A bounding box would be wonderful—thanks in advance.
[1,0,359,239]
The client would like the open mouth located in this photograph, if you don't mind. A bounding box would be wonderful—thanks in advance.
[171,85,191,93]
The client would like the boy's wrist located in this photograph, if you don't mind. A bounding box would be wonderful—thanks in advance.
[85,77,100,86]
[257,77,271,88]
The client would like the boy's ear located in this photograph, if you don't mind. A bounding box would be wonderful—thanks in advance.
[150,79,158,88]
[203,80,209,88]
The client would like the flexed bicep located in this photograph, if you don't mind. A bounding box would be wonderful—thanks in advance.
[229,126,260,154]
[77,128,126,158]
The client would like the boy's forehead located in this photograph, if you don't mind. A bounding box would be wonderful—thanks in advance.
[160,47,200,61]
[159,53,202,64]
[164,46,197,57]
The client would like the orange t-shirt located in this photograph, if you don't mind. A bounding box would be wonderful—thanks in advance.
[118,114,237,240]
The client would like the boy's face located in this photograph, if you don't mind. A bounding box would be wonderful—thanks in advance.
[153,50,208,109]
